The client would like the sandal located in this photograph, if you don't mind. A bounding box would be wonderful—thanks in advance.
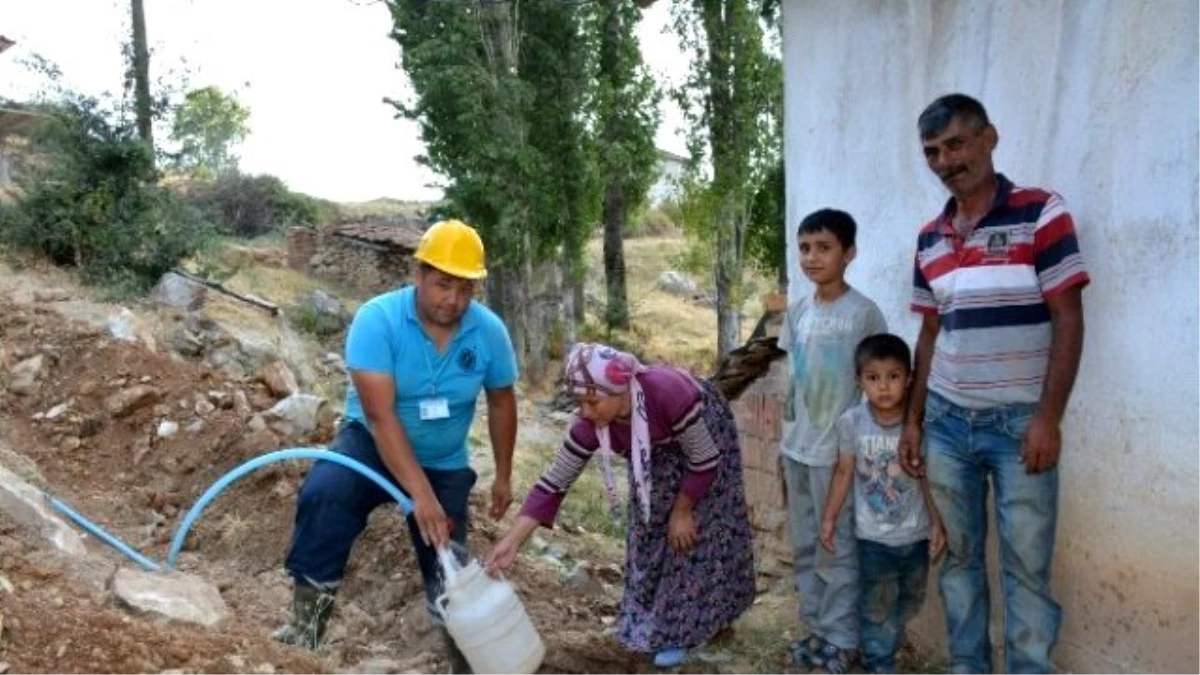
[812,642,859,675]
[789,634,826,668]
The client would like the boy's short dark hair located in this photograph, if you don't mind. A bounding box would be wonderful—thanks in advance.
[855,333,912,375]
[918,93,990,141]
[797,208,856,250]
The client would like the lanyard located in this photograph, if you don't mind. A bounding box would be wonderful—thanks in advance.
[421,338,454,396]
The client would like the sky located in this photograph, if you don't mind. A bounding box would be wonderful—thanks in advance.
[1,0,691,203]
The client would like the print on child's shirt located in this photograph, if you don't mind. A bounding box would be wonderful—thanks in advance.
[855,434,913,524]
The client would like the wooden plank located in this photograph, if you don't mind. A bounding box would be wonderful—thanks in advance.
[170,269,280,316]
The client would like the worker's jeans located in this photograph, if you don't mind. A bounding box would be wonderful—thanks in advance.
[924,392,1061,674]
[285,421,476,613]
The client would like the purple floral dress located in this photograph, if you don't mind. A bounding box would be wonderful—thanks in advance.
[522,367,756,652]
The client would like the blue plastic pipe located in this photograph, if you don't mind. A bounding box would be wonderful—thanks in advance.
[48,496,163,572]
[47,448,413,572]
[165,447,414,569]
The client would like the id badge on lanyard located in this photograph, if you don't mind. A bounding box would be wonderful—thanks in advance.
[419,397,450,420]
[421,338,453,421]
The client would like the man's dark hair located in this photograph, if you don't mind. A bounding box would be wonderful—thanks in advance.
[797,208,856,250]
[918,93,990,141]
[855,333,912,376]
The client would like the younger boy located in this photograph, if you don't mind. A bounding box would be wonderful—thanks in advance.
[781,209,888,673]
[820,334,946,674]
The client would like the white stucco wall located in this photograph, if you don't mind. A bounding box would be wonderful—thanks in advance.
[781,1,1198,672]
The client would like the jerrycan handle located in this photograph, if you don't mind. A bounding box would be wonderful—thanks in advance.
[433,592,450,623]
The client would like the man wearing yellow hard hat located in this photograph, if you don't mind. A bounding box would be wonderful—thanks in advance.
[275,219,518,672]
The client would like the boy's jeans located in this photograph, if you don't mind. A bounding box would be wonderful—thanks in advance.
[924,392,1061,674]
[858,538,929,673]
[784,457,859,650]
[285,421,477,613]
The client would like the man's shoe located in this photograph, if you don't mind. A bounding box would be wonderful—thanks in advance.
[271,583,337,651]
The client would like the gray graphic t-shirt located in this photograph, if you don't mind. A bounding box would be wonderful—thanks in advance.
[779,288,887,466]
[838,403,931,547]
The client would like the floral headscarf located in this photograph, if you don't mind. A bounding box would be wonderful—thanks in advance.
[564,343,652,523]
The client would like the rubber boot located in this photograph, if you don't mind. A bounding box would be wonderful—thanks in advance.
[271,583,337,650]
[439,627,473,674]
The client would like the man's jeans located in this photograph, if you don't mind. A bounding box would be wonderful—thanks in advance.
[285,421,477,612]
[858,538,929,673]
[924,392,1061,674]
[784,458,859,650]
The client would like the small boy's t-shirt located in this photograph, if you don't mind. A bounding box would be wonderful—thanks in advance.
[779,287,887,466]
[838,402,931,547]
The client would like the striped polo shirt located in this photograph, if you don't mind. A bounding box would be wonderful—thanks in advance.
[911,174,1089,409]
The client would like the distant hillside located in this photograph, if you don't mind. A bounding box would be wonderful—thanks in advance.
[336,198,434,221]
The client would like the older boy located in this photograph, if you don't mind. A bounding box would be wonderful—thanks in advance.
[781,209,888,673]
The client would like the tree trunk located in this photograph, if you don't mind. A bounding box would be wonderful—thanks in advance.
[130,0,153,155]
[602,182,630,329]
[522,233,550,382]
[599,0,630,331]
[491,265,528,377]
[560,257,581,347]
[714,200,743,356]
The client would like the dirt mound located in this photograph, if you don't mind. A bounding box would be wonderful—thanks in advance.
[0,294,636,673]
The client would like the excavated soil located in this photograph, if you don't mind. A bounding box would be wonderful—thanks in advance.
[0,293,650,674]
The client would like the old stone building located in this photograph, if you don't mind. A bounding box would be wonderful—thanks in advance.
[286,221,425,295]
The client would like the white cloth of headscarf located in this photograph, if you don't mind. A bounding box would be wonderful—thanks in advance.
[563,343,652,523]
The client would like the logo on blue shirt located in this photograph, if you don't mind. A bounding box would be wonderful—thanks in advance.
[458,346,477,372]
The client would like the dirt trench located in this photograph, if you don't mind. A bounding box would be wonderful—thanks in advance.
[0,293,650,674]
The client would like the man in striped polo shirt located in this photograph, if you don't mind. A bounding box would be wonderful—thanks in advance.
[898,94,1088,674]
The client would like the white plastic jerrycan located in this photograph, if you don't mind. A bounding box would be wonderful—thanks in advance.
[435,547,546,674]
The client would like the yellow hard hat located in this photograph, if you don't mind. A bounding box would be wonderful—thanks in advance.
[413,219,487,280]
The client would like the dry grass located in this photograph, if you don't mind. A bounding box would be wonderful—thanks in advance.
[336,198,432,220]
[582,235,772,374]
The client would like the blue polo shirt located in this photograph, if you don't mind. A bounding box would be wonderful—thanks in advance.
[343,286,518,469]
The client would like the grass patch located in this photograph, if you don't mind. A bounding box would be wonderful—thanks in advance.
[514,441,628,540]
[582,235,771,374]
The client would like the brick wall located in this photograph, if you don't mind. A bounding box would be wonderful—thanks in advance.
[730,359,792,578]
[286,227,416,295]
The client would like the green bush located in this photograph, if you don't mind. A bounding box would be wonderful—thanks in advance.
[186,173,332,238]
[621,205,676,239]
[0,99,215,290]
[658,199,685,227]
[641,207,677,236]
[289,302,345,340]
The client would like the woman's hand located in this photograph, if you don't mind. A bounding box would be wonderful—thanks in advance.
[484,535,520,577]
[668,504,697,554]
[484,515,541,577]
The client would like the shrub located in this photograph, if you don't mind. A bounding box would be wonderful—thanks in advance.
[0,99,215,290]
[186,173,332,238]
[640,207,677,236]
[621,205,677,239]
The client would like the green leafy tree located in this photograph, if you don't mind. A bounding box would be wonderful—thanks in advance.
[590,0,660,330]
[170,86,251,178]
[0,98,214,290]
[388,0,596,377]
[745,158,785,289]
[672,0,781,356]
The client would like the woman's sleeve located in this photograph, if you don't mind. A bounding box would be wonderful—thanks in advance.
[648,369,721,503]
[518,418,600,528]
